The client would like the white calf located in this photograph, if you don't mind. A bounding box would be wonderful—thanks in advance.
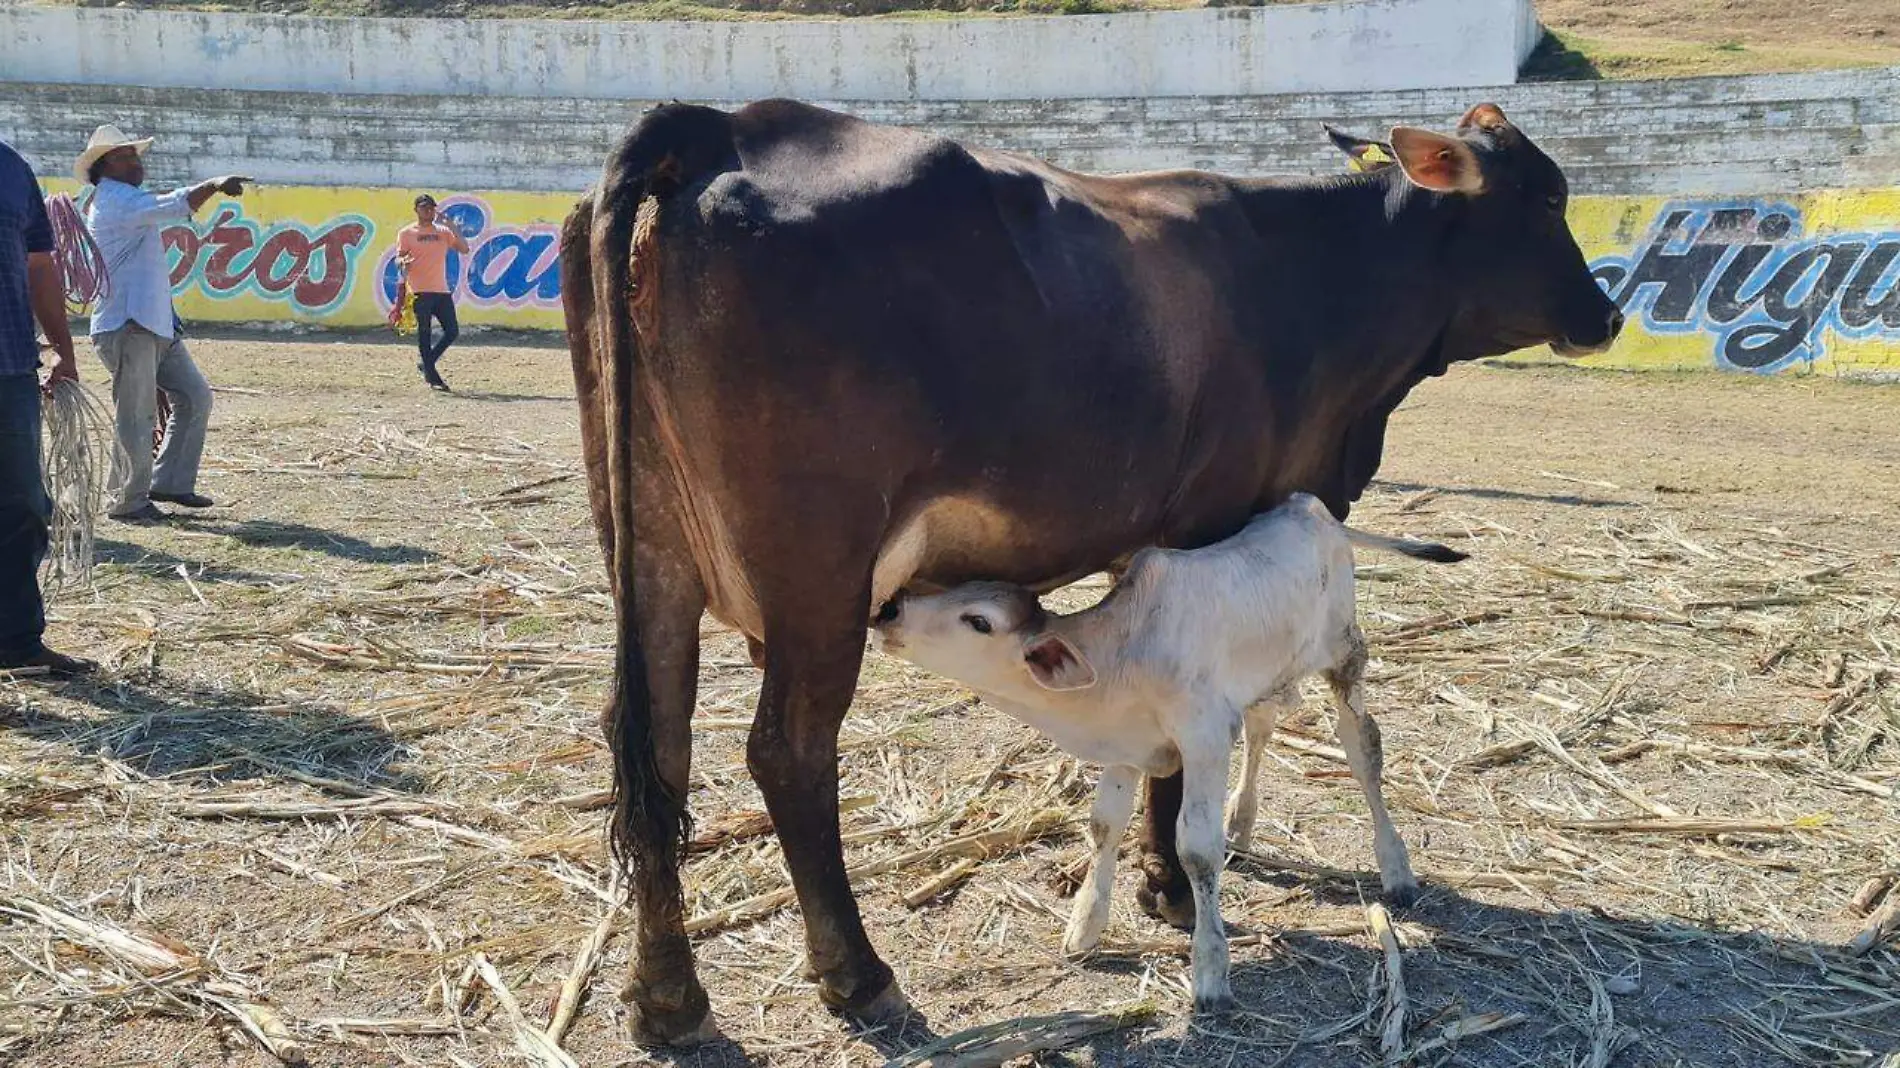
[870,493,1459,1011]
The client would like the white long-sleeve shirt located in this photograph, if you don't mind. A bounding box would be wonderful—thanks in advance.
[85,177,192,338]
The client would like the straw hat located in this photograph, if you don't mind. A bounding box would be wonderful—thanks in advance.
[74,124,154,185]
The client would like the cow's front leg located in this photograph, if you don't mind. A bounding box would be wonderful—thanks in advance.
[1063,764,1140,956]
[1178,722,1239,1013]
[747,597,905,1022]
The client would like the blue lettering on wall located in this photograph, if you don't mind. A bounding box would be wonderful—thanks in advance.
[375,197,564,312]
[1591,200,1900,372]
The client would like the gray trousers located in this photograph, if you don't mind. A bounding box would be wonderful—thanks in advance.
[94,322,214,516]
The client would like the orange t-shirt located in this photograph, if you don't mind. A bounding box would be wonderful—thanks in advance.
[397,222,468,294]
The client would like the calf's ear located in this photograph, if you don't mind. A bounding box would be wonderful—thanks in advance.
[1387,126,1485,194]
[1022,634,1097,692]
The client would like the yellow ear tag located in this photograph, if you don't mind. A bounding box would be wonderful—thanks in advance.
[1350,143,1394,172]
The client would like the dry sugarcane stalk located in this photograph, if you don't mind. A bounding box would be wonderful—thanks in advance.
[688,808,1072,935]
[176,797,433,820]
[1367,903,1408,1067]
[1554,816,1823,836]
[473,954,580,1068]
[1848,894,1900,956]
[1402,1012,1527,1060]
[1849,873,1897,917]
[0,896,202,975]
[1230,849,1557,891]
[304,1017,462,1037]
[883,1002,1157,1068]
[903,857,981,908]
[545,908,619,1047]
[197,982,307,1066]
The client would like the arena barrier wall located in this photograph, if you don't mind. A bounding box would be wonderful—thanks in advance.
[40,180,1900,377]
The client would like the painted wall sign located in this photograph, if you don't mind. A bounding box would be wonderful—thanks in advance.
[39,180,1900,375]
[1569,191,1900,376]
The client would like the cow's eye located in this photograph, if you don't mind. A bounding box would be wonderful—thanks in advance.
[961,614,993,635]
[1546,194,1565,213]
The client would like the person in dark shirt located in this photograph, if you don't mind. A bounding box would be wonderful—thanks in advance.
[0,138,95,676]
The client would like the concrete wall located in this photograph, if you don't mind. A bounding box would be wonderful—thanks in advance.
[25,176,1900,378]
[0,0,1536,102]
[7,67,1900,196]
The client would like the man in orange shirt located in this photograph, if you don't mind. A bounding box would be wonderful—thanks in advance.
[395,194,469,392]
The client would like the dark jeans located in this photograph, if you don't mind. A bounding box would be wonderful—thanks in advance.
[0,373,49,659]
[414,292,459,376]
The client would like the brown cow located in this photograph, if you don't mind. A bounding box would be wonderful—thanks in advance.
[562,99,1619,1043]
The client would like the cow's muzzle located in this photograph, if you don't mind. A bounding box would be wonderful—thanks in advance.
[1551,307,1624,357]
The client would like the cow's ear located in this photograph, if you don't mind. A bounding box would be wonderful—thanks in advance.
[1022,634,1096,691]
[1457,102,1513,137]
[1388,127,1485,194]
[1323,124,1397,173]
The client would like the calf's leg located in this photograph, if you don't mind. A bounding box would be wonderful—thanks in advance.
[1177,729,1238,1012]
[1063,764,1140,956]
[1225,688,1294,851]
[1326,629,1419,906]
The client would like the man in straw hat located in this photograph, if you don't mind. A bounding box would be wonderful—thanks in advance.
[0,137,94,675]
[77,124,250,524]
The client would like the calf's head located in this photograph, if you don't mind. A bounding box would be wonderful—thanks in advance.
[1371,104,1623,358]
[871,583,1096,698]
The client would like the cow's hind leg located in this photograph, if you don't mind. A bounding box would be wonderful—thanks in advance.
[1136,772,1196,929]
[611,538,714,1044]
[749,582,905,1022]
[1326,628,1419,907]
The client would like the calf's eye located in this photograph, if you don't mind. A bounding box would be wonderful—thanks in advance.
[961,614,993,635]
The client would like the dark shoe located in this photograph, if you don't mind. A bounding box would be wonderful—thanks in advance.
[428,378,451,393]
[0,646,98,677]
[151,491,215,508]
[109,504,169,525]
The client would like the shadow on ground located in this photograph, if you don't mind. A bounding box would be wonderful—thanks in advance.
[0,673,418,793]
[855,871,1895,1068]
[184,516,442,565]
[1369,479,1633,510]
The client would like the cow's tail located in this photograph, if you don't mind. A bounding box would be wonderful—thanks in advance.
[576,104,731,900]
[1343,526,1469,564]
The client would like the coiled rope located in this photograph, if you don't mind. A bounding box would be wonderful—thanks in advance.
[39,377,124,596]
[44,192,109,310]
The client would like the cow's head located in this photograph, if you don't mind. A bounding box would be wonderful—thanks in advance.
[1380,104,1623,358]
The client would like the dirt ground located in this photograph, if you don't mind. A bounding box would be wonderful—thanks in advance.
[2,333,1898,1068]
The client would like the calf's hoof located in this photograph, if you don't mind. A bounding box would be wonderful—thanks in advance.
[1061,930,1102,959]
[1135,883,1197,930]
[1383,879,1421,909]
[621,975,717,1047]
[1193,990,1237,1016]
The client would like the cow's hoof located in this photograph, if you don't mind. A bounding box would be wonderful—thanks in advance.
[1383,880,1421,909]
[823,973,912,1025]
[1135,883,1197,930]
[621,975,716,1047]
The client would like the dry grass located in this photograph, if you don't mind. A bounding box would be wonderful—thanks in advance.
[2,332,1897,1067]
